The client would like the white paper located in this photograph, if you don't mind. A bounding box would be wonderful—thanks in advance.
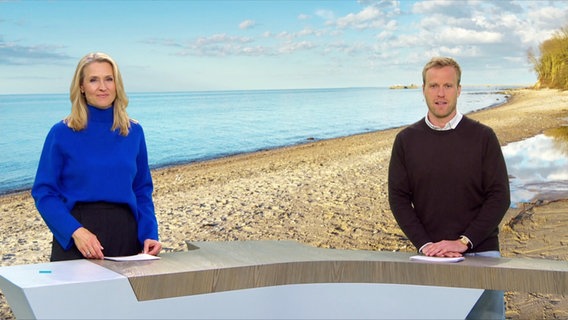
[104,253,160,262]
[409,255,464,263]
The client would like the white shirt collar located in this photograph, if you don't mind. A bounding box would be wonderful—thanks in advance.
[425,111,463,131]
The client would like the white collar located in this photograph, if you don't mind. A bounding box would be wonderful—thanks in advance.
[425,111,463,131]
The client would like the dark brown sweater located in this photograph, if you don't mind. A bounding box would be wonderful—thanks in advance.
[388,116,510,253]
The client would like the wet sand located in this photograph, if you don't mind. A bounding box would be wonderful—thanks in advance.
[1,88,567,319]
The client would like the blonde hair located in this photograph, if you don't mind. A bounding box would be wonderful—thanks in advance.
[422,57,462,86]
[66,52,131,136]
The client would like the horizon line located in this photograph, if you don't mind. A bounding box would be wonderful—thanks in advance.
[0,84,535,96]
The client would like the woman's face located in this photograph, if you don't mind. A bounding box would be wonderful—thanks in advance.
[80,61,117,109]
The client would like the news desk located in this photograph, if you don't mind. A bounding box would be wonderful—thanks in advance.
[1,240,566,319]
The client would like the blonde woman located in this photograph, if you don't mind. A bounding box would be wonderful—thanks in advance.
[32,52,162,261]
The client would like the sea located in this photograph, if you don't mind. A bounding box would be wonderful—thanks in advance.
[0,87,510,196]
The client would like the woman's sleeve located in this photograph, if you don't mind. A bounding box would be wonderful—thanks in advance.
[133,126,159,244]
[31,125,82,250]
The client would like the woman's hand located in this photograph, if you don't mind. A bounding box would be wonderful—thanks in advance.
[143,239,162,256]
[72,227,104,259]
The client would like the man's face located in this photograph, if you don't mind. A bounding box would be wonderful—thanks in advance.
[422,66,461,127]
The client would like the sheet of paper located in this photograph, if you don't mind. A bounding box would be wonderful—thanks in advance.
[104,253,160,262]
[409,255,464,263]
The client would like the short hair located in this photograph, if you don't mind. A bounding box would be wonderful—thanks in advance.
[422,57,462,86]
[66,52,131,136]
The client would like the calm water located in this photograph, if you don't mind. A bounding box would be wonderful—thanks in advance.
[1,87,508,195]
[504,127,568,206]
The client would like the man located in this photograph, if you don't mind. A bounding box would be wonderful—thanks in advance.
[388,57,510,319]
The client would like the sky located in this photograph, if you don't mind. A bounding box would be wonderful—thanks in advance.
[1,0,568,94]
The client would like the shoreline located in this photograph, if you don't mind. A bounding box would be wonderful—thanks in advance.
[0,87,512,197]
[1,88,568,319]
[0,91,516,199]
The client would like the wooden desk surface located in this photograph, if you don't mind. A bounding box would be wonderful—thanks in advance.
[93,240,568,301]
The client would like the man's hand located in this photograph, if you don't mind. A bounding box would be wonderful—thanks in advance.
[422,239,468,257]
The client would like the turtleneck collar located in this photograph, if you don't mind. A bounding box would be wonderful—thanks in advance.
[87,105,114,123]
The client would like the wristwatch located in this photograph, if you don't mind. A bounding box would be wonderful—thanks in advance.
[459,236,471,249]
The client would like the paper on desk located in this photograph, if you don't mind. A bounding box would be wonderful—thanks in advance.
[410,255,464,263]
[104,253,160,262]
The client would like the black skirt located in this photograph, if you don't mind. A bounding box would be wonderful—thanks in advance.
[50,202,141,261]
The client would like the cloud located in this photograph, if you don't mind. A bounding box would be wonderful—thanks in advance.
[334,6,383,29]
[412,0,474,18]
[187,35,261,56]
[527,5,568,30]
[0,37,72,65]
[324,40,373,56]
[488,0,524,14]
[141,0,567,77]
[395,0,568,66]
[142,38,182,48]
[425,45,481,58]
[269,27,327,41]
[194,33,253,46]
[143,33,269,57]
[439,27,503,44]
[239,19,256,30]
[315,9,335,20]
[278,40,317,54]
[327,1,401,30]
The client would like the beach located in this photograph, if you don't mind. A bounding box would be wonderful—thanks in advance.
[1,88,567,319]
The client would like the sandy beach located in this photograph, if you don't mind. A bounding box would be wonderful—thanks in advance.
[1,88,567,319]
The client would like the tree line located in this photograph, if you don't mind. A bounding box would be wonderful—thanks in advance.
[529,25,568,90]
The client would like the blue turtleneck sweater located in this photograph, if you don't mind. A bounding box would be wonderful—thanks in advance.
[32,105,158,250]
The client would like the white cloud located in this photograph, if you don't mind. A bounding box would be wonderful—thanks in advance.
[330,3,403,30]
[527,5,568,29]
[276,31,294,40]
[162,0,565,69]
[240,46,271,56]
[384,19,397,31]
[138,0,566,86]
[376,29,393,41]
[487,0,524,14]
[315,9,335,20]
[335,6,382,29]
[195,33,252,46]
[323,40,372,56]
[439,27,503,44]
[389,33,425,48]
[298,27,315,37]
[438,45,480,57]
[412,0,473,18]
[5,0,568,94]
[239,19,256,30]
[278,40,317,54]
[166,33,261,57]
[298,27,327,38]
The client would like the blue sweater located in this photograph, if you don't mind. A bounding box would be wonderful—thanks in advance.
[32,105,158,250]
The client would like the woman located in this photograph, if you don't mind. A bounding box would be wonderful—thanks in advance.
[32,52,162,261]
